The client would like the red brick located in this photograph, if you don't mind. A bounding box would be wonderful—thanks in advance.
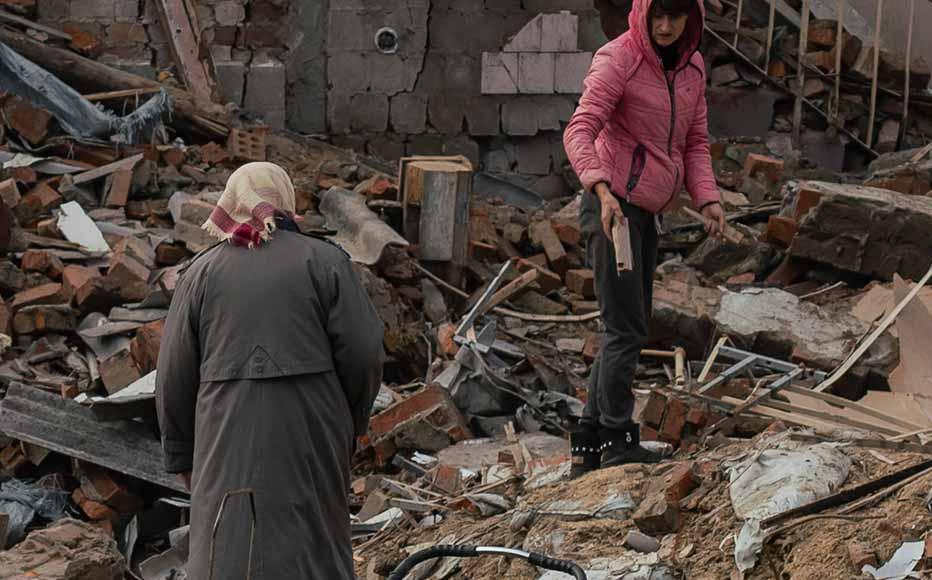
[0,178,20,208]
[107,253,151,302]
[75,277,123,312]
[633,493,681,535]
[130,319,164,374]
[641,426,659,442]
[355,175,397,199]
[63,25,102,56]
[72,489,119,524]
[7,166,37,186]
[366,384,472,458]
[13,305,77,335]
[793,187,824,222]
[768,60,787,78]
[659,397,688,445]
[662,463,701,503]
[582,333,601,364]
[847,541,878,572]
[80,464,142,513]
[516,259,562,293]
[62,265,101,301]
[565,269,595,298]
[102,169,133,208]
[744,154,784,183]
[726,272,756,285]
[15,182,62,224]
[685,405,710,428]
[2,95,52,145]
[766,215,800,247]
[525,253,548,269]
[98,349,143,395]
[21,250,64,280]
[436,323,458,358]
[161,147,186,167]
[553,222,581,246]
[11,283,66,310]
[640,391,668,429]
[198,142,231,165]
[432,464,462,495]
[529,220,568,276]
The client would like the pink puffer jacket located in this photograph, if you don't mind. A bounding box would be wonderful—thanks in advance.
[564,0,719,214]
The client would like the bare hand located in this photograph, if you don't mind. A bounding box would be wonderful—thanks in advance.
[594,183,624,240]
[701,203,726,241]
[178,471,192,492]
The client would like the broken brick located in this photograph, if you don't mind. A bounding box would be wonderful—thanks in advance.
[565,269,595,298]
[62,265,101,302]
[528,219,568,275]
[766,215,800,247]
[582,332,600,364]
[63,26,102,56]
[744,153,785,183]
[633,493,681,536]
[641,426,659,442]
[436,323,458,358]
[662,463,701,503]
[516,259,562,294]
[72,489,119,525]
[658,397,688,445]
[726,272,756,285]
[354,175,397,199]
[106,253,151,302]
[2,95,52,145]
[102,169,133,208]
[432,464,463,495]
[80,464,142,513]
[15,182,62,224]
[130,319,165,374]
[553,222,581,246]
[161,148,186,167]
[6,166,37,187]
[11,283,67,310]
[198,142,231,165]
[640,391,667,429]
[13,305,78,335]
[155,242,188,266]
[685,405,710,429]
[21,250,64,280]
[0,179,20,208]
[98,349,143,395]
[226,127,267,161]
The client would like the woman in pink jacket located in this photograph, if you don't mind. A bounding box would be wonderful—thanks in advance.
[564,0,724,477]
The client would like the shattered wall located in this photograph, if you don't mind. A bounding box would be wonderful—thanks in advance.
[36,0,608,191]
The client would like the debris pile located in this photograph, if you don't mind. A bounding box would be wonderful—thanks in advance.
[1,2,932,580]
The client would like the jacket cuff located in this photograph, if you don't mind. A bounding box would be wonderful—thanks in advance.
[162,438,194,474]
[579,168,612,193]
[691,187,721,210]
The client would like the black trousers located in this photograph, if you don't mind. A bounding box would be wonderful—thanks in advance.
[579,192,659,433]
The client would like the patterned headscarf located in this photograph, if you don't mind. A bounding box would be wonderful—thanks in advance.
[203,162,297,249]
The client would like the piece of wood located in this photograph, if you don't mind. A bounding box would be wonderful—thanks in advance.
[901,0,915,149]
[70,154,143,186]
[482,269,539,314]
[888,275,932,395]
[793,0,811,145]
[0,7,71,41]
[789,433,932,455]
[720,396,900,436]
[699,336,730,384]
[782,385,925,433]
[153,0,221,108]
[681,207,744,244]
[529,220,567,275]
[761,459,932,527]
[102,169,133,208]
[755,397,903,436]
[612,216,633,273]
[0,27,229,139]
[82,88,163,102]
[891,427,932,442]
[816,262,932,392]
[403,159,472,264]
[866,0,883,149]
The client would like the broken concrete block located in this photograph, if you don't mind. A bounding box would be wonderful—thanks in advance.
[540,12,578,52]
[633,493,681,536]
[518,53,555,94]
[99,348,143,395]
[789,181,932,281]
[504,14,542,52]
[565,269,595,298]
[623,530,661,553]
[0,519,124,577]
[21,250,64,280]
[107,253,150,302]
[685,224,774,282]
[13,304,78,335]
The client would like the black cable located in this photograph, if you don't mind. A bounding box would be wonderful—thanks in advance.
[387,545,587,580]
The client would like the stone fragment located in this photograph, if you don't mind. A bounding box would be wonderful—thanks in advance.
[99,348,143,395]
[130,319,164,374]
[0,518,124,577]
[633,493,681,536]
[13,304,77,334]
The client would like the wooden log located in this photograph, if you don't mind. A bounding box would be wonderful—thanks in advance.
[0,27,230,139]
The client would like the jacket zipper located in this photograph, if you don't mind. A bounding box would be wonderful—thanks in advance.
[660,73,681,212]
[625,144,648,201]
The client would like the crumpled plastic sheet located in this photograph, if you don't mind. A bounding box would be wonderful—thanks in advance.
[727,441,852,573]
[0,40,169,144]
[0,476,70,547]
[863,541,924,580]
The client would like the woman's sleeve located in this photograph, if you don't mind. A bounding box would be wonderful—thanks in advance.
[156,270,202,474]
[563,49,627,192]
[684,70,721,209]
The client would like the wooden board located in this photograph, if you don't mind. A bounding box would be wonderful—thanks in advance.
[889,275,932,395]
[154,0,221,108]
[402,159,472,265]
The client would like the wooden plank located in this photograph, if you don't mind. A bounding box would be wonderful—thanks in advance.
[482,269,539,314]
[816,261,932,392]
[793,0,811,145]
[887,276,932,395]
[783,385,925,432]
[0,8,72,41]
[866,0,884,149]
[154,0,221,108]
[71,154,144,186]
[699,336,730,384]
[612,216,633,272]
[733,0,744,46]
[753,397,903,436]
[82,88,163,102]
[681,207,743,244]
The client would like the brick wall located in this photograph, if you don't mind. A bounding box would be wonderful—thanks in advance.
[38,0,610,188]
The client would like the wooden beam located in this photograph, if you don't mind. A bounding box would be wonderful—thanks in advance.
[764,0,778,73]
[0,8,72,41]
[793,0,811,145]
[154,0,222,109]
[82,88,164,102]
[70,154,144,186]
[782,385,925,432]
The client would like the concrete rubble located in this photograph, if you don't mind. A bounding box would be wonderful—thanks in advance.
[0,1,931,579]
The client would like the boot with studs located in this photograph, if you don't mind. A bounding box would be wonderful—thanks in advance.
[600,425,662,468]
[569,426,601,479]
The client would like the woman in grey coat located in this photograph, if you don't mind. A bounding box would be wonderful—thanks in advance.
[156,162,384,580]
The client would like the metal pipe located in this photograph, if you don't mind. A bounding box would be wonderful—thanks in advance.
[793,0,811,145]
[866,0,884,149]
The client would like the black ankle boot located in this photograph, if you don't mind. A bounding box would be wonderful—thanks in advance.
[569,427,601,478]
[600,425,662,468]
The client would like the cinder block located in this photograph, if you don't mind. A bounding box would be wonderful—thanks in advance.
[70,0,113,20]
[504,14,541,52]
[481,52,518,95]
[214,0,245,26]
[368,53,420,95]
[428,94,466,135]
[537,96,576,130]
[214,61,246,108]
[350,93,389,132]
[541,12,578,52]
[442,135,480,169]
[390,93,427,134]
[555,52,592,93]
[37,0,69,21]
[407,134,445,156]
[482,148,511,173]
[443,54,479,93]
[287,92,327,134]
[112,0,137,21]
[367,134,406,162]
[328,52,369,93]
[465,97,500,136]
[327,10,372,51]
[244,58,286,128]
[515,136,552,175]
[518,53,555,94]
[502,99,538,136]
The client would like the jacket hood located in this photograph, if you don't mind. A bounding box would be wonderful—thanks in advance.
[628,0,705,71]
